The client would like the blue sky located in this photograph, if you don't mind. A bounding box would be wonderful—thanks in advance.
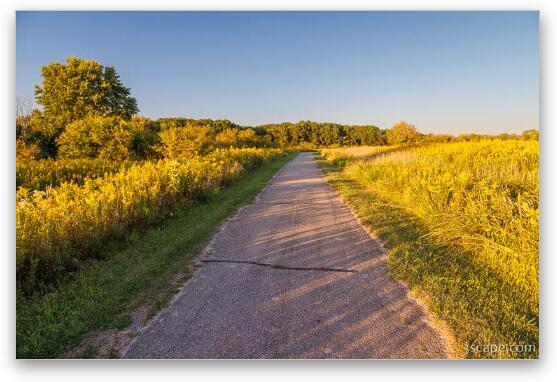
[16,11,539,134]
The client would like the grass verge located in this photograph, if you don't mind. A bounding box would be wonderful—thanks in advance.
[16,152,296,359]
[317,156,538,359]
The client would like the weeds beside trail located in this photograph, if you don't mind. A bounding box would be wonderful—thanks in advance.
[319,141,538,359]
[17,152,295,359]
[17,148,283,292]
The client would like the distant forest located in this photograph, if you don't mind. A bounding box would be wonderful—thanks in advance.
[16,57,539,161]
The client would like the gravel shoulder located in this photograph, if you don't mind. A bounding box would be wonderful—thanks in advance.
[124,152,450,359]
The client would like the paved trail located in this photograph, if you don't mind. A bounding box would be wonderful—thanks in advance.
[125,152,449,359]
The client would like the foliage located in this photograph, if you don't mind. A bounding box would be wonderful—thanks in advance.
[16,115,33,141]
[343,125,387,146]
[156,125,212,159]
[155,120,270,159]
[259,121,386,147]
[16,139,40,162]
[214,128,262,148]
[16,153,294,359]
[158,117,240,133]
[215,128,241,147]
[237,128,260,147]
[16,148,284,291]
[158,118,268,148]
[17,158,131,190]
[127,116,160,158]
[386,121,422,144]
[521,129,539,141]
[31,57,138,155]
[56,115,132,160]
[16,96,34,140]
[55,115,159,161]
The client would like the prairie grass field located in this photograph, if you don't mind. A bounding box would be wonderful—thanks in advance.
[320,139,539,358]
[16,147,284,293]
[16,150,295,358]
[16,158,132,190]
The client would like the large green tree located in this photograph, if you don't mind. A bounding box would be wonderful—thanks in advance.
[32,57,139,156]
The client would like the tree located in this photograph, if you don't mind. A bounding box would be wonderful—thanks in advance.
[156,126,212,159]
[127,116,160,159]
[386,121,421,145]
[16,96,40,161]
[258,121,388,148]
[32,57,139,152]
[215,128,240,147]
[16,96,33,140]
[56,115,134,161]
[457,133,482,142]
[522,129,539,141]
[92,120,134,161]
[16,139,39,162]
[238,129,260,147]
[260,123,292,147]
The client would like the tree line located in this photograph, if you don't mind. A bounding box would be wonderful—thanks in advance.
[16,57,539,162]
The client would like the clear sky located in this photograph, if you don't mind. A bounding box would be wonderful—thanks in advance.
[16,11,539,135]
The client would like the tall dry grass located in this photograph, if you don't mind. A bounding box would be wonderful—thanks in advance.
[337,141,538,296]
[16,158,131,190]
[16,147,284,290]
[321,140,539,357]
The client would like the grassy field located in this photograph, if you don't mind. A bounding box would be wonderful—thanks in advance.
[16,158,132,190]
[16,152,295,359]
[17,147,283,292]
[320,140,539,359]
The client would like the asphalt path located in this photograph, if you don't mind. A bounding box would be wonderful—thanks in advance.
[125,152,450,359]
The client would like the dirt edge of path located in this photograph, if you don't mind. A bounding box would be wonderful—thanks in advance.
[316,157,461,359]
[116,155,294,358]
[63,156,295,359]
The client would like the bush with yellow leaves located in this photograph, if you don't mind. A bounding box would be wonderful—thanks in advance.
[16,147,283,290]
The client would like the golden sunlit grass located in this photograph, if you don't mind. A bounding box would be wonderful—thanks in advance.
[16,147,284,292]
[320,145,399,167]
[17,153,295,358]
[16,158,132,190]
[320,140,539,359]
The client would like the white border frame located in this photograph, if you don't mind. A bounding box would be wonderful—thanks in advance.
[3,1,553,381]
